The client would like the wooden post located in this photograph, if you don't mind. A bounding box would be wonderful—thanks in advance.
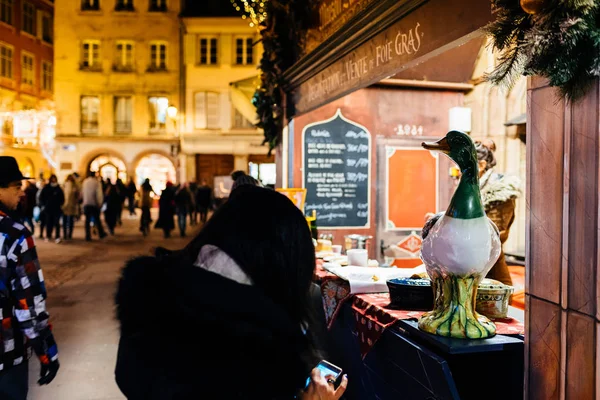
[526,77,599,399]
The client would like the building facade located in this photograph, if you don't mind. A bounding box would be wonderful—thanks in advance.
[0,0,55,178]
[53,0,180,191]
[180,15,273,188]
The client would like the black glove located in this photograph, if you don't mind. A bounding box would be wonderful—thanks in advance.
[38,359,60,385]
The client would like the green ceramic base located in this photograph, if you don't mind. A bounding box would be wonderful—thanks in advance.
[418,275,496,339]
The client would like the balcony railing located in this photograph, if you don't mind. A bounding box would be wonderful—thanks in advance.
[149,123,166,135]
[81,122,99,135]
[114,121,132,134]
[112,64,134,72]
[80,62,102,72]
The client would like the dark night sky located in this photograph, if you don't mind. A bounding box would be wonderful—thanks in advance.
[182,0,241,17]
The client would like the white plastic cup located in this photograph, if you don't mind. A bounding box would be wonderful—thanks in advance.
[332,245,342,255]
[347,249,368,267]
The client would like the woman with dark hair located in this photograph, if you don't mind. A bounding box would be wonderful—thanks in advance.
[115,186,347,400]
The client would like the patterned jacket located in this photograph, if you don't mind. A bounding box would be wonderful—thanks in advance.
[0,204,58,372]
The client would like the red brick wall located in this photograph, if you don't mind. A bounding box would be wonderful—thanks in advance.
[0,0,54,106]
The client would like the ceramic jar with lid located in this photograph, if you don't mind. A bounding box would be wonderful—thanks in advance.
[476,279,514,319]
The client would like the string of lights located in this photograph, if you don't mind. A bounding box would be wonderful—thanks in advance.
[230,0,268,28]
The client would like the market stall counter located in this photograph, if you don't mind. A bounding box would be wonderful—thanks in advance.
[315,266,525,400]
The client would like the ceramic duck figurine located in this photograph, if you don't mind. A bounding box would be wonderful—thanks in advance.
[418,131,501,339]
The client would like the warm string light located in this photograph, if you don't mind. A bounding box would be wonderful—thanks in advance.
[230,0,268,28]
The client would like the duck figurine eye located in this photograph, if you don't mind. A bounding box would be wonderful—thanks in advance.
[418,130,501,339]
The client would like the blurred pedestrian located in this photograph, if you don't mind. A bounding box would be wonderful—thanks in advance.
[62,174,79,240]
[195,179,212,224]
[156,182,175,238]
[0,157,60,399]
[82,171,107,241]
[36,178,46,239]
[175,183,193,237]
[188,181,198,225]
[39,175,65,243]
[104,183,122,235]
[21,180,37,234]
[116,178,126,226]
[126,178,137,216]
[139,179,154,236]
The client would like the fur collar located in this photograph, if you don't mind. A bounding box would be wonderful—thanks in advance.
[479,169,521,209]
[194,245,253,286]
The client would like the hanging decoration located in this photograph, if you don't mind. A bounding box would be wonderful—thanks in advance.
[486,0,600,101]
[233,0,316,152]
[230,0,268,28]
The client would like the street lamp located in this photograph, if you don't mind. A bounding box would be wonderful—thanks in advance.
[167,106,178,119]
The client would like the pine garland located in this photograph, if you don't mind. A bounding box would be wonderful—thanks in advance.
[244,1,315,152]
[486,0,600,101]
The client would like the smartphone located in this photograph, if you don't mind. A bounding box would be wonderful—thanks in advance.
[305,360,343,389]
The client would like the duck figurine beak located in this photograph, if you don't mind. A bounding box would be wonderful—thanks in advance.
[422,137,451,154]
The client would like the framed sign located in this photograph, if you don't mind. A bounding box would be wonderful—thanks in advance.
[302,109,371,228]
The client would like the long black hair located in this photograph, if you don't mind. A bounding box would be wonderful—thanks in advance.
[180,185,317,330]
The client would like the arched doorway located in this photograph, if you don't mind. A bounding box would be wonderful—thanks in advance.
[89,154,128,183]
[135,153,176,195]
[18,158,35,180]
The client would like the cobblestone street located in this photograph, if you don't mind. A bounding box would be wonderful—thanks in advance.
[27,211,200,400]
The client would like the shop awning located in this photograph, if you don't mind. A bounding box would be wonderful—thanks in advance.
[504,113,526,126]
[229,76,260,124]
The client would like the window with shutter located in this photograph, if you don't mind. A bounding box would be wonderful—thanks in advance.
[81,96,100,134]
[114,96,132,134]
[194,92,220,129]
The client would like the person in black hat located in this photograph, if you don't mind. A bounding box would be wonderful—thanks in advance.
[0,156,60,399]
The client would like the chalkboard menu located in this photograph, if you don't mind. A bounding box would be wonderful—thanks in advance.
[302,109,371,228]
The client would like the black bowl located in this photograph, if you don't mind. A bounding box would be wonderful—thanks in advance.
[387,278,434,311]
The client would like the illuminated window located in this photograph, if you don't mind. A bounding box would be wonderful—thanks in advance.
[194,92,219,129]
[149,42,167,71]
[81,0,100,11]
[81,40,101,70]
[42,61,52,91]
[21,53,34,85]
[0,0,13,25]
[0,44,13,79]
[198,37,218,65]
[81,96,100,135]
[235,37,254,65]
[115,41,134,70]
[149,0,166,11]
[22,2,34,35]
[114,96,132,134]
[148,96,168,134]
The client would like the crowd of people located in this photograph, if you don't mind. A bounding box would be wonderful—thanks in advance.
[14,171,216,242]
[1,158,347,399]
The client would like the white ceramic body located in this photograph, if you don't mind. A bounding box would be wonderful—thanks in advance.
[332,245,342,255]
[347,249,368,267]
[420,215,501,277]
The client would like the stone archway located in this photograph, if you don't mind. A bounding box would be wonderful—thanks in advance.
[85,151,129,183]
[131,151,177,194]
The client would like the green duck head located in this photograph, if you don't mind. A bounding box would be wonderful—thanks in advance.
[422,130,484,219]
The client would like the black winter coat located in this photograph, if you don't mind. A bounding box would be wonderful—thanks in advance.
[39,184,65,214]
[115,254,316,400]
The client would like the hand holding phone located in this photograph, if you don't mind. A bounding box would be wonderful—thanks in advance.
[302,360,348,400]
